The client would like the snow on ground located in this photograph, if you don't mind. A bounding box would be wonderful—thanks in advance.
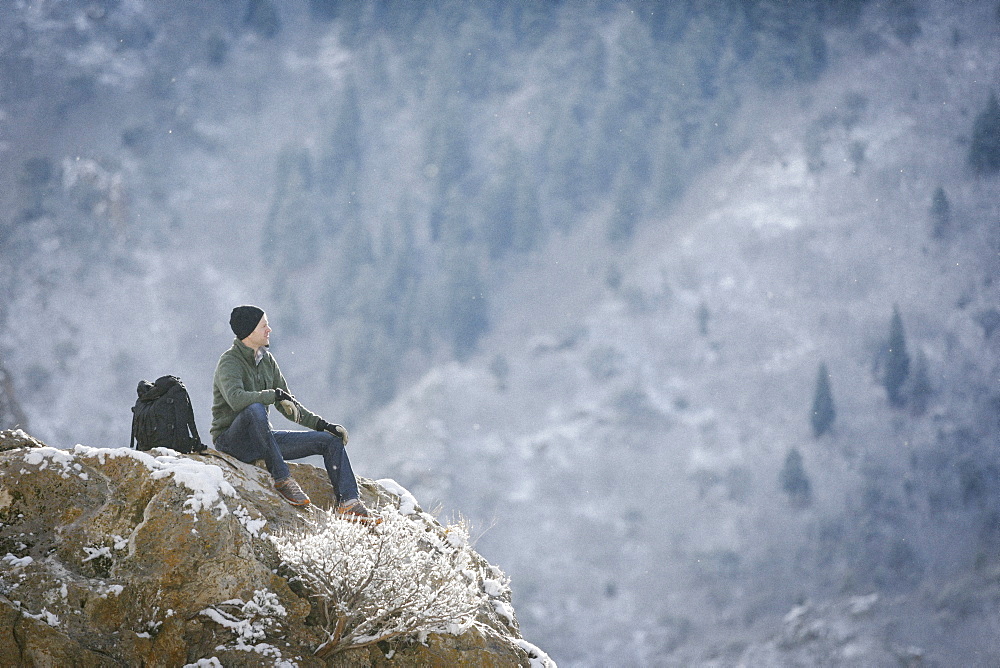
[19,445,237,519]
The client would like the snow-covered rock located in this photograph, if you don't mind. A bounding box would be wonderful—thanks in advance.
[0,429,546,667]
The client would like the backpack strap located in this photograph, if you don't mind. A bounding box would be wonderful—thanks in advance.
[130,410,137,450]
[184,390,203,449]
[133,379,151,449]
[130,404,149,450]
[169,378,205,452]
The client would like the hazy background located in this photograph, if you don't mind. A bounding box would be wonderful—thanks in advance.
[3,1,1000,664]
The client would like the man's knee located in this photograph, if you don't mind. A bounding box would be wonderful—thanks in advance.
[242,402,268,422]
[318,429,344,450]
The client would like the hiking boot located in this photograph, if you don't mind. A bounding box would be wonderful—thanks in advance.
[275,477,311,506]
[336,498,381,525]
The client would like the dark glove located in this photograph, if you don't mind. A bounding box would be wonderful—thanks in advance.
[274,388,299,422]
[316,418,349,445]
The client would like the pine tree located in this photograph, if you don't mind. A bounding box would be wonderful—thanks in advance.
[909,350,932,416]
[481,144,540,259]
[18,157,53,218]
[930,186,951,238]
[889,0,921,46]
[444,249,490,360]
[969,92,1000,174]
[779,447,811,508]
[607,182,641,244]
[243,0,281,39]
[884,306,911,407]
[423,104,472,198]
[489,354,510,392]
[263,147,320,270]
[0,362,29,431]
[811,362,836,438]
[697,301,710,337]
[747,1,827,88]
[318,79,362,197]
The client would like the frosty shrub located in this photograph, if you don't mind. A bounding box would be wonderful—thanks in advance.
[271,509,488,657]
[200,590,288,655]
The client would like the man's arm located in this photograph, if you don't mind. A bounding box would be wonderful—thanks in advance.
[272,368,321,428]
[216,356,276,413]
[276,381,349,443]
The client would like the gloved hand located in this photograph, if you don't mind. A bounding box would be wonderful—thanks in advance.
[274,388,300,422]
[316,418,349,445]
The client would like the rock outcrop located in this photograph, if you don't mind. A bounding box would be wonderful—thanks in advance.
[0,429,549,667]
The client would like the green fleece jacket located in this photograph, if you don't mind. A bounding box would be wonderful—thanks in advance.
[210,338,322,441]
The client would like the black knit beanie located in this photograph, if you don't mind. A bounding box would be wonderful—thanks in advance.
[230,305,265,340]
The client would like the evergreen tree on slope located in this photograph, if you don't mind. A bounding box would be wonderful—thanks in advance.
[969,92,1000,174]
[884,306,911,408]
[811,362,836,437]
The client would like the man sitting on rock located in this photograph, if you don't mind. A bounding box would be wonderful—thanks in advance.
[211,305,376,522]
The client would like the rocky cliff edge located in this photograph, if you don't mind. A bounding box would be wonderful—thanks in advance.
[0,429,552,667]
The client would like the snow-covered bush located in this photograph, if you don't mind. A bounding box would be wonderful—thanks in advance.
[199,590,289,660]
[271,509,488,657]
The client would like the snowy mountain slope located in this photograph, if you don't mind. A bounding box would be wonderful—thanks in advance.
[353,4,1000,664]
[3,1,1000,665]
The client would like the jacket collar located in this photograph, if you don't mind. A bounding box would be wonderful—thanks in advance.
[232,338,265,364]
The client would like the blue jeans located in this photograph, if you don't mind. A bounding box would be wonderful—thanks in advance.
[214,403,359,503]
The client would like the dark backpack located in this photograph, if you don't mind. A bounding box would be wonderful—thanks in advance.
[130,375,206,454]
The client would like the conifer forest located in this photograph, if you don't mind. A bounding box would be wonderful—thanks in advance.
[2,1,1000,664]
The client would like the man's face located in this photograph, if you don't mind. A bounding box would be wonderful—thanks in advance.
[244,314,271,349]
